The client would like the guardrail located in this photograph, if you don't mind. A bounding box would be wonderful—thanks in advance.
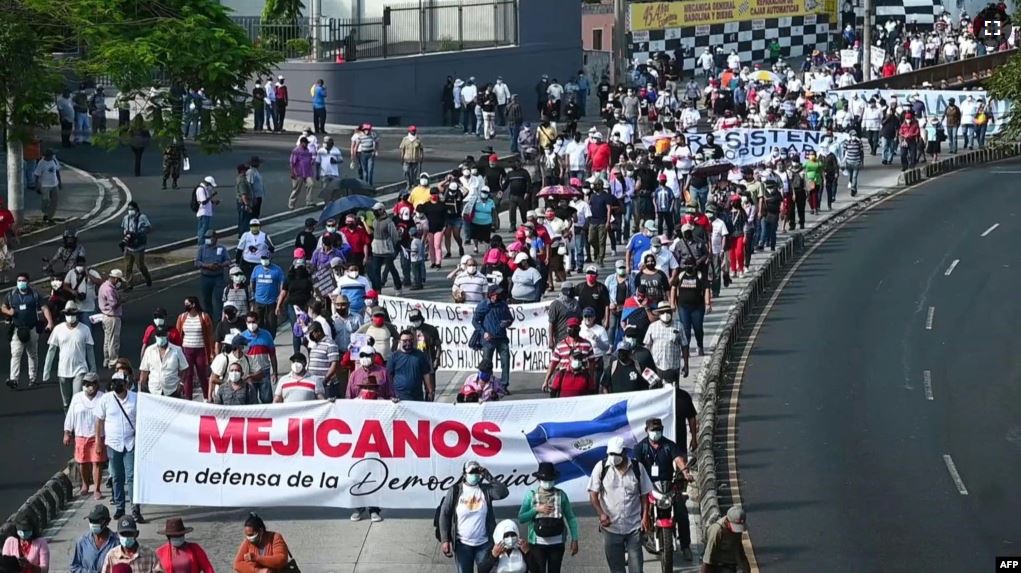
[695,139,1021,539]
[842,49,1018,91]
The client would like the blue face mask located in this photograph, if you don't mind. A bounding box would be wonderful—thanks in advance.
[16,530,31,540]
[120,536,137,549]
[89,523,104,535]
[478,372,492,382]
[465,473,481,486]
[16,281,27,291]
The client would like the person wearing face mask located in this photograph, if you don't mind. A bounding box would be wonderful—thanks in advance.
[471,284,515,389]
[509,252,543,303]
[457,358,507,403]
[477,519,541,573]
[46,272,75,323]
[587,436,652,573]
[212,360,258,405]
[234,513,290,573]
[546,281,581,347]
[95,372,142,522]
[438,460,510,569]
[63,255,102,323]
[644,301,685,383]
[338,215,371,270]
[416,188,448,269]
[277,249,315,354]
[676,256,711,368]
[235,219,276,279]
[406,307,442,371]
[294,218,318,260]
[333,263,372,316]
[516,462,579,572]
[210,332,258,388]
[44,300,97,410]
[1,514,49,573]
[453,256,488,303]
[71,505,119,573]
[386,329,435,401]
[273,354,326,402]
[63,372,105,498]
[194,230,230,320]
[624,220,656,272]
[118,200,152,289]
[173,296,215,401]
[346,345,395,398]
[249,252,284,334]
[633,418,694,561]
[304,321,340,396]
[635,252,672,308]
[702,506,750,573]
[4,272,54,389]
[604,260,633,345]
[369,202,404,295]
[154,517,213,573]
[603,339,649,393]
[356,306,398,361]
[543,317,594,393]
[238,312,278,403]
[549,349,596,398]
[580,306,610,374]
[138,325,189,399]
[213,300,246,353]
[465,185,497,256]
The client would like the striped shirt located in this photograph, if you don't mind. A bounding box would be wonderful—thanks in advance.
[550,337,593,371]
[644,320,685,371]
[181,315,205,348]
[307,338,340,384]
[274,374,325,402]
[843,137,864,165]
[222,286,251,316]
[63,390,105,437]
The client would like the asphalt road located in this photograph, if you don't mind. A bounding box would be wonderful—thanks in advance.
[731,161,1021,571]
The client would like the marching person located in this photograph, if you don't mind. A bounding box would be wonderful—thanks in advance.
[233,513,290,573]
[634,417,694,561]
[195,231,230,321]
[236,219,276,279]
[346,346,395,399]
[43,301,96,411]
[288,136,316,210]
[95,371,144,522]
[399,126,425,188]
[121,201,153,289]
[2,514,50,573]
[588,436,652,573]
[702,507,750,573]
[139,326,189,398]
[70,505,119,573]
[194,176,219,246]
[438,461,511,571]
[274,354,326,403]
[517,462,580,572]
[63,372,106,499]
[387,329,435,402]
[472,284,515,390]
[102,516,159,572]
[154,517,214,573]
[175,296,215,401]
[4,272,54,389]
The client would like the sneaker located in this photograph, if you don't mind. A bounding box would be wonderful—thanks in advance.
[5,380,17,390]
[350,510,363,521]
[132,508,146,524]
[113,509,125,520]
[370,511,383,522]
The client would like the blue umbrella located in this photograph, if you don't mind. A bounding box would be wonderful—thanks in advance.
[319,194,378,226]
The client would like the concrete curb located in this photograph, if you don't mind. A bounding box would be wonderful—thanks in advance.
[1,467,74,539]
[695,140,1021,536]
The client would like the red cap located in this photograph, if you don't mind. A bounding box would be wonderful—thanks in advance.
[293,247,306,259]
[566,317,581,327]
[658,173,668,182]
[408,125,417,133]
[366,289,378,299]
[488,154,499,164]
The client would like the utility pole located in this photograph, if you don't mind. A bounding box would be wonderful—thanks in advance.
[6,137,24,225]
[862,0,873,81]
[310,0,321,61]
[612,0,628,84]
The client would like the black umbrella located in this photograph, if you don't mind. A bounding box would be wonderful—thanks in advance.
[318,178,375,202]
[318,194,379,226]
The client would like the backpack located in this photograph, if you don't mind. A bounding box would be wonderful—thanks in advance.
[597,458,642,494]
[190,186,201,213]
[433,482,461,541]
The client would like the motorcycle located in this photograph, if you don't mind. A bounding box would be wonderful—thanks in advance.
[643,472,690,573]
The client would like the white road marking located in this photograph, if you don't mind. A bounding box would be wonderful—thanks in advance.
[980,223,999,237]
[944,259,960,276]
[943,454,969,495]
[923,370,934,400]
[925,306,935,330]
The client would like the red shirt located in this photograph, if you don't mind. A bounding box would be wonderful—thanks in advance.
[588,142,611,172]
[341,225,372,257]
[141,324,183,348]
[552,370,595,397]
[0,208,13,238]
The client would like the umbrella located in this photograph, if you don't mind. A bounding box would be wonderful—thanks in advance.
[319,194,378,226]
[318,177,375,202]
[537,185,581,200]
[748,70,781,84]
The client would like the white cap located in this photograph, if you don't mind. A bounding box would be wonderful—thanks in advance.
[249,218,261,226]
[359,345,376,356]
[607,436,626,455]
[278,75,284,80]
[373,202,385,211]
[514,252,528,263]
[203,176,217,187]
[109,269,124,279]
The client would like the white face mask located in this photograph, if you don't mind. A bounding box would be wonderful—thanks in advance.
[359,357,373,367]
[51,280,63,290]
[570,359,583,370]
[66,314,78,325]
[232,275,244,284]
[228,371,242,383]
[247,323,259,332]
[154,318,165,327]
[347,270,358,279]
[204,238,213,246]
[608,454,623,466]
[260,259,270,267]
[660,313,672,323]
[170,537,186,548]
[290,363,304,375]
[466,266,478,275]
[649,431,663,442]
[539,480,554,490]
[75,265,85,273]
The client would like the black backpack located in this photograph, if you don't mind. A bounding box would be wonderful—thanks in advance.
[597,458,641,493]
[190,186,201,213]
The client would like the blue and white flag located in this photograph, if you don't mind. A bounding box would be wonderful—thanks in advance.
[525,400,640,482]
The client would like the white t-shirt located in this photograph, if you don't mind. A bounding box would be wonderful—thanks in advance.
[96,391,137,453]
[64,268,102,312]
[48,323,94,378]
[140,343,189,396]
[565,141,588,171]
[570,200,592,226]
[710,218,729,254]
[318,146,343,177]
[196,184,214,218]
[35,159,61,188]
[455,484,489,545]
[610,122,634,145]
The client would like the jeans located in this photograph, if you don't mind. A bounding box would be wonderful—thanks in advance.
[254,369,273,403]
[509,124,521,153]
[483,339,511,389]
[845,163,861,194]
[692,185,709,212]
[403,162,421,189]
[462,106,474,133]
[412,260,426,287]
[824,175,837,207]
[124,250,152,287]
[709,252,725,296]
[357,152,376,185]
[679,304,705,350]
[58,375,84,410]
[253,104,265,131]
[108,446,136,513]
[866,129,880,154]
[962,125,974,149]
[131,146,145,177]
[370,254,402,292]
[571,229,587,271]
[252,302,278,335]
[275,101,288,129]
[200,274,225,321]
[286,305,302,354]
[602,529,643,573]
[762,215,778,249]
[976,124,988,148]
[264,104,276,131]
[237,202,253,235]
[454,540,493,573]
[74,112,92,143]
[947,126,958,153]
[882,136,897,163]
[196,215,211,246]
[313,106,326,133]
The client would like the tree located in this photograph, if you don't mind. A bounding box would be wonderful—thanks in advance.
[0,1,72,224]
[263,0,306,23]
[987,33,1021,140]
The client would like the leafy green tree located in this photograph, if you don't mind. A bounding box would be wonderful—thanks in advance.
[263,0,306,23]
[987,33,1021,141]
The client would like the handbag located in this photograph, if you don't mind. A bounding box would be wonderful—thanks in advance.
[284,553,301,573]
[182,157,191,172]
[468,329,484,350]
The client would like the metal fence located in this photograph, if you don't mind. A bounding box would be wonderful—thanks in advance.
[231,0,518,63]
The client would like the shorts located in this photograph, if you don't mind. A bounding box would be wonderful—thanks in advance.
[75,436,108,463]
[445,215,463,229]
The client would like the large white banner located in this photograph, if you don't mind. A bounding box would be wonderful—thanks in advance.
[378,294,552,372]
[828,88,1009,134]
[645,128,848,166]
[133,389,676,509]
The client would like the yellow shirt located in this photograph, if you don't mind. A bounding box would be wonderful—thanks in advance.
[409,184,432,208]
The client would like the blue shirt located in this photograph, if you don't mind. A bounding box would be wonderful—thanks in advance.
[250,264,284,304]
[627,234,652,270]
[195,244,230,278]
[471,299,514,341]
[589,192,614,224]
[472,199,496,225]
[386,349,432,401]
[312,85,327,108]
[6,288,42,327]
[70,530,120,573]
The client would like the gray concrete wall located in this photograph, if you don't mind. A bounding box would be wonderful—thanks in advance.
[270,0,582,126]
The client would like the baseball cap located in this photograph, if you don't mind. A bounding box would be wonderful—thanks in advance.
[203,176,217,187]
[582,307,596,318]
[372,202,385,211]
[249,218,261,226]
[86,504,111,523]
[408,125,417,133]
[365,289,378,300]
[464,460,483,474]
[371,307,386,317]
[117,516,139,535]
[606,436,626,455]
[566,316,581,327]
[329,257,344,268]
[727,506,747,532]
[651,236,663,247]
[584,264,598,274]
[681,223,695,233]
[514,252,529,264]
[615,260,627,270]
[293,247,306,259]
[643,220,657,232]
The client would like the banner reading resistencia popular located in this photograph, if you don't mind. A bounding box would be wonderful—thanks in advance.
[642,128,848,165]
[629,0,819,31]
[377,295,553,373]
[133,389,675,509]
[827,89,1010,135]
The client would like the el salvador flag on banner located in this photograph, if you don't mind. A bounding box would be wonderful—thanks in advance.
[525,401,639,483]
